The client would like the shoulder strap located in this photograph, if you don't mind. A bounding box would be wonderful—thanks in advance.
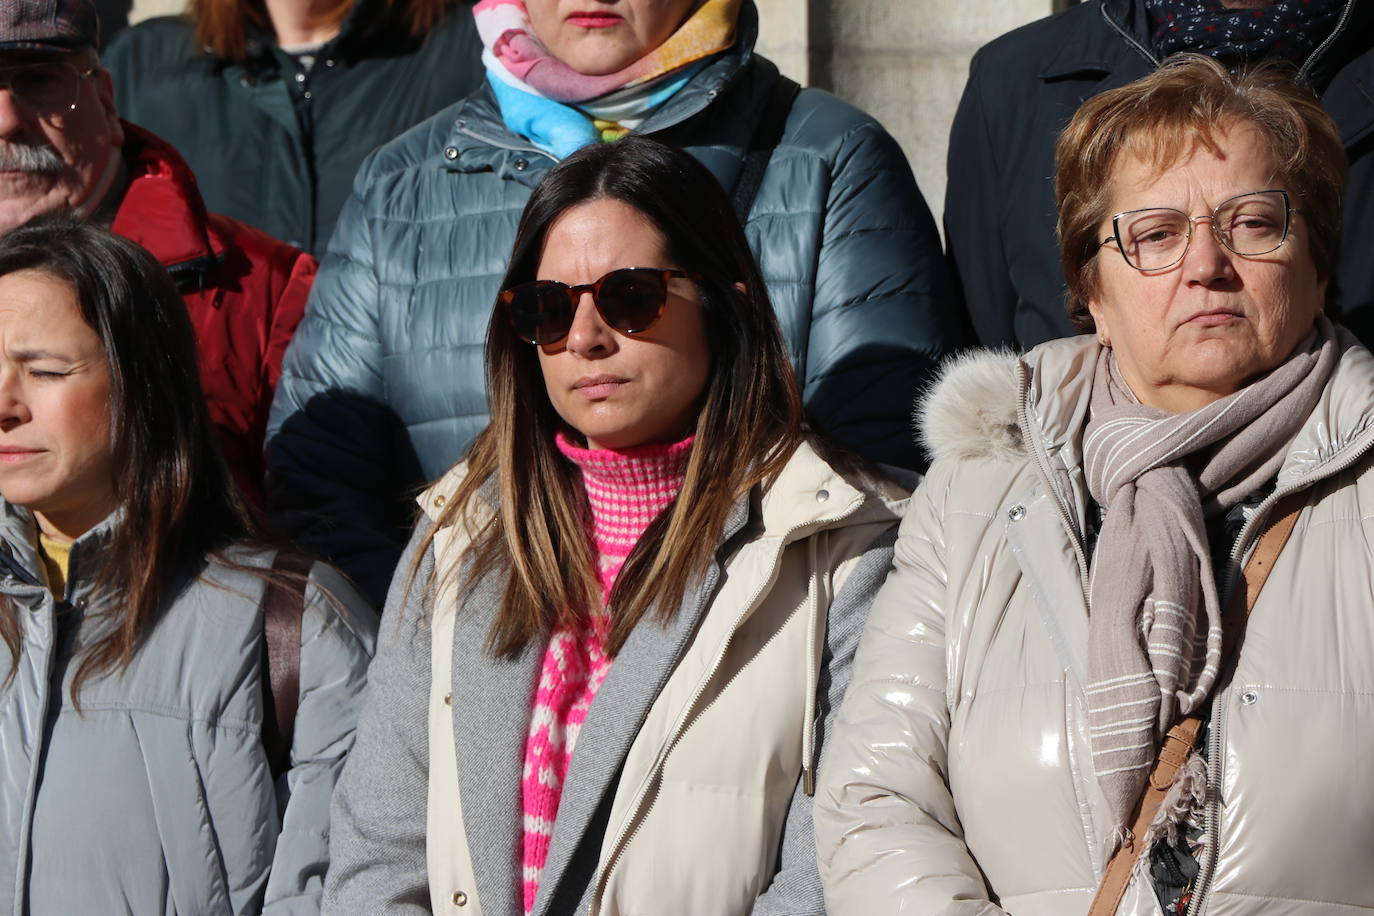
[1086,489,1307,916]
[730,75,801,223]
[261,551,314,778]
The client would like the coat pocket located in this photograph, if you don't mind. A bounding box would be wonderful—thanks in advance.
[130,712,239,914]
[604,780,771,916]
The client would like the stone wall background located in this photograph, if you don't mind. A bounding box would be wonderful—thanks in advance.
[121,0,1066,229]
[754,0,1061,231]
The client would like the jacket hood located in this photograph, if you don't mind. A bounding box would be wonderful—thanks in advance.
[920,330,1374,487]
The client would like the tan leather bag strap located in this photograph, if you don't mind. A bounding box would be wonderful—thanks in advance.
[1085,490,1307,916]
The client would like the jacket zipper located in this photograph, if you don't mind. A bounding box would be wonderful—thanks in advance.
[1015,361,1091,600]
[1299,0,1357,81]
[1185,423,1374,916]
[589,496,864,914]
[1100,2,1160,70]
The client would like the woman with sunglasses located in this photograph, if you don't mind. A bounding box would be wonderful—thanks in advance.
[266,0,954,614]
[816,57,1374,916]
[324,136,906,916]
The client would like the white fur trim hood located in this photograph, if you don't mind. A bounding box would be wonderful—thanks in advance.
[916,349,1026,465]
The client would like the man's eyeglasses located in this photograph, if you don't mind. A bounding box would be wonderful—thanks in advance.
[500,267,700,346]
[0,61,97,115]
[1099,189,1301,272]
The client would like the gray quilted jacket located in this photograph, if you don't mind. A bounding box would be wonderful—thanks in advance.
[0,503,376,914]
[266,2,955,607]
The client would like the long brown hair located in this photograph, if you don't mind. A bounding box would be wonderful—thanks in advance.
[190,0,455,61]
[419,136,805,658]
[0,217,275,700]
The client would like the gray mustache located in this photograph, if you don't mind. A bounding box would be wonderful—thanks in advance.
[0,143,63,172]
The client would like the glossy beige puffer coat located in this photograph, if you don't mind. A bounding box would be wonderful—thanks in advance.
[814,333,1374,915]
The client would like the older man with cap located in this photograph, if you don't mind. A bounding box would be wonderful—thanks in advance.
[0,0,315,503]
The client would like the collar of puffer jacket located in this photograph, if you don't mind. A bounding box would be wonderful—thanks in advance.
[920,329,1374,490]
[419,437,906,544]
[436,0,761,171]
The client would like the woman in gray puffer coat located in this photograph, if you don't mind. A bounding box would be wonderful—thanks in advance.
[0,218,375,915]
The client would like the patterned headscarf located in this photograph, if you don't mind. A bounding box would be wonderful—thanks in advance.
[1145,0,1347,69]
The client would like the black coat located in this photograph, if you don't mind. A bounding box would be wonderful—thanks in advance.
[105,1,484,256]
[945,0,1374,350]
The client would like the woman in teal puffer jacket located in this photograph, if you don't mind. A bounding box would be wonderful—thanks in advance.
[267,0,957,608]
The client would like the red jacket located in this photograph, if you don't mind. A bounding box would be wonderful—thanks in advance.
[111,123,317,504]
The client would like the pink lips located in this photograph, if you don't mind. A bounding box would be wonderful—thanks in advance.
[0,446,41,463]
[567,10,623,28]
[573,374,628,399]
[1187,309,1242,327]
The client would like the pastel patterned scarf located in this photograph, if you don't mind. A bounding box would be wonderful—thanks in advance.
[474,0,740,156]
[1081,317,1336,852]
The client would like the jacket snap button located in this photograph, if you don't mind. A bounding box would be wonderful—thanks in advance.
[239,75,256,88]
[434,494,447,507]
[443,692,452,706]
[444,146,459,160]
[1241,689,1259,705]
[452,890,468,906]
[1008,504,1027,521]
[816,488,830,502]
[302,90,312,100]
[513,158,528,171]
[324,58,336,67]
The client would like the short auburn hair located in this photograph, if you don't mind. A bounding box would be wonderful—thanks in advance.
[1054,53,1347,331]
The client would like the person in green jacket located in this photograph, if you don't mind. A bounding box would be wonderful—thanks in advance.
[104,0,484,255]
[267,0,958,608]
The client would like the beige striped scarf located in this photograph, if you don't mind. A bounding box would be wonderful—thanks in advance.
[1082,317,1336,849]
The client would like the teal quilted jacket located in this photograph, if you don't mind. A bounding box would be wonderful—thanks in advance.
[266,3,956,606]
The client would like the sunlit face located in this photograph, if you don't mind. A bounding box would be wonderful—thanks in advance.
[0,51,124,235]
[535,198,711,450]
[1088,121,1325,413]
[0,269,114,541]
[525,0,699,75]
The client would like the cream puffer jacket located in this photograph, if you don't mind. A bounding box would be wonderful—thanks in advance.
[814,334,1374,916]
[324,440,906,916]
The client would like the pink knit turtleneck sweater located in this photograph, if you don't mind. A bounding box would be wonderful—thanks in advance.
[520,432,693,913]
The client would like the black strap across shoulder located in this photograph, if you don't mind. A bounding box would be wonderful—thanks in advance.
[730,75,801,223]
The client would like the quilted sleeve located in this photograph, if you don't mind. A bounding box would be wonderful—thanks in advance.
[266,163,412,609]
[802,101,959,471]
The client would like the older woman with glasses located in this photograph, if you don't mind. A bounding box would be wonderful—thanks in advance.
[814,55,1374,916]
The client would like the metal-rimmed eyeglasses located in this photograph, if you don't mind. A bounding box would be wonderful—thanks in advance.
[1099,189,1301,272]
[0,60,98,115]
